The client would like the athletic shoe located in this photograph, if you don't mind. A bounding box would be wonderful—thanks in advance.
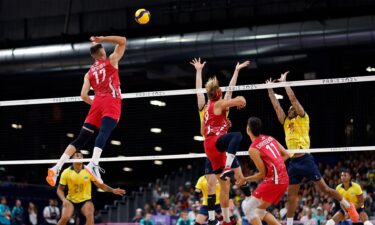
[46,167,59,187]
[85,162,105,184]
[207,219,220,225]
[347,202,360,222]
[220,167,234,181]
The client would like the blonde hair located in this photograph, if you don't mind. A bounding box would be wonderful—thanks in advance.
[205,76,221,100]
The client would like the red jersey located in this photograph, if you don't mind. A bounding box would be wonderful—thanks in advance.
[88,59,121,99]
[203,100,230,137]
[250,135,289,184]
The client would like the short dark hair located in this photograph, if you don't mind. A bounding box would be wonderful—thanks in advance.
[341,168,351,175]
[247,117,262,136]
[90,44,103,55]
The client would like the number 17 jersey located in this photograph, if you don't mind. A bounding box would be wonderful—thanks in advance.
[250,135,289,184]
[88,59,121,99]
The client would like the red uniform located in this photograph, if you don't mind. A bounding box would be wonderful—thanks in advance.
[203,100,230,171]
[250,135,289,204]
[84,59,122,128]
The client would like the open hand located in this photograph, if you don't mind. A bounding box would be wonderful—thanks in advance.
[235,60,251,71]
[113,188,126,196]
[90,36,104,43]
[277,71,290,82]
[190,58,206,71]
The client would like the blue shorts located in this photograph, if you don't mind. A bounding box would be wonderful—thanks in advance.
[204,157,240,175]
[288,154,322,185]
[198,204,222,216]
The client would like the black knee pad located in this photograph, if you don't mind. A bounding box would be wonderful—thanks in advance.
[70,124,96,149]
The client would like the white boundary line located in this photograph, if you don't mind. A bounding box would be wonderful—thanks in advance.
[1,75,374,107]
[0,146,373,165]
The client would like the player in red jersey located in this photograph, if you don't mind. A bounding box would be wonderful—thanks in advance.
[46,35,127,186]
[202,77,246,225]
[238,117,289,225]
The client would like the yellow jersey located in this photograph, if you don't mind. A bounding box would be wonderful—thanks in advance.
[336,182,363,206]
[284,113,310,156]
[195,176,220,206]
[59,167,96,203]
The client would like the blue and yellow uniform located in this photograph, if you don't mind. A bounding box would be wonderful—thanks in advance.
[59,166,96,208]
[336,182,365,213]
[195,175,221,216]
[284,113,322,184]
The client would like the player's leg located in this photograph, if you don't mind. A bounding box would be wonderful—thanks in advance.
[80,201,94,225]
[359,208,373,225]
[243,197,271,225]
[286,184,300,225]
[85,116,117,184]
[326,210,346,225]
[57,201,74,225]
[195,208,208,225]
[216,173,231,224]
[46,123,97,186]
[205,159,219,223]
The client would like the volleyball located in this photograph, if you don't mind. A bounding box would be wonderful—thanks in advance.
[135,9,151,25]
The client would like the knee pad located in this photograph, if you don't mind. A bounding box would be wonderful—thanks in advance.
[70,124,96,149]
[243,197,261,221]
[326,219,336,225]
[255,209,267,220]
[95,116,117,149]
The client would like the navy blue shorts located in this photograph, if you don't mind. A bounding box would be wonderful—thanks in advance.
[287,154,322,185]
[198,204,222,216]
[204,157,240,175]
[339,206,364,215]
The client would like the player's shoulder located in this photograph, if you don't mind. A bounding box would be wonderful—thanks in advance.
[351,182,362,189]
[61,167,72,176]
[336,183,343,190]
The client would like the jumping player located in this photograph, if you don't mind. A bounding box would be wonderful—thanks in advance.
[191,58,250,225]
[239,117,289,225]
[56,152,125,225]
[266,71,359,224]
[202,77,246,225]
[46,35,127,186]
[326,169,373,225]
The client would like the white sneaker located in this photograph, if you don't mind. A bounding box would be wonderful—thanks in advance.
[46,167,59,187]
[85,162,104,184]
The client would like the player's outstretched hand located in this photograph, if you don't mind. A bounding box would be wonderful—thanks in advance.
[112,188,126,196]
[190,57,206,71]
[236,96,246,109]
[90,36,105,43]
[277,71,290,82]
[235,60,251,71]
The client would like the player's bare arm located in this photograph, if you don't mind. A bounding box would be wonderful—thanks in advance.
[94,182,126,196]
[356,194,364,209]
[56,185,73,207]
[190,57,206,110]
[276,141,290,161]
[224,60,251,100]
[214,96,246,115]
[90,36,127,68]
[266,78,286,124]
[278,71,305,117]
[245,148,266,182]
[200,117,205,136]
[80,73,92,105]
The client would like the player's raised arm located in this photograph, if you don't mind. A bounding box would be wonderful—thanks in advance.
[90,35,127,68]
[224,60,250,100]
[215,96,246,114]
[266,78,286,124]
[190,58,206,110]
[80,73,92,105]
[278,71,305,117]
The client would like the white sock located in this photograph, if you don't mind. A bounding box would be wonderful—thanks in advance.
[91,147,103,165]
[55,153,70,171]
[222,207,230,223]
[287,217,294,225]
[225,153,235,168]
[364,221,373,225]
[208,211,215,221]
[340,198,350,208]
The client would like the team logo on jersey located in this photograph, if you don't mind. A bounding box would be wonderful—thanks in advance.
[84,176,89,181]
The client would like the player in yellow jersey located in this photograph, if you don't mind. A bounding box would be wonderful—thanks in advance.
[194,175,221,224]
[191,58,250,225]
[266,71,359,225]
[326,169,373,225]
[56,152,125,225]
